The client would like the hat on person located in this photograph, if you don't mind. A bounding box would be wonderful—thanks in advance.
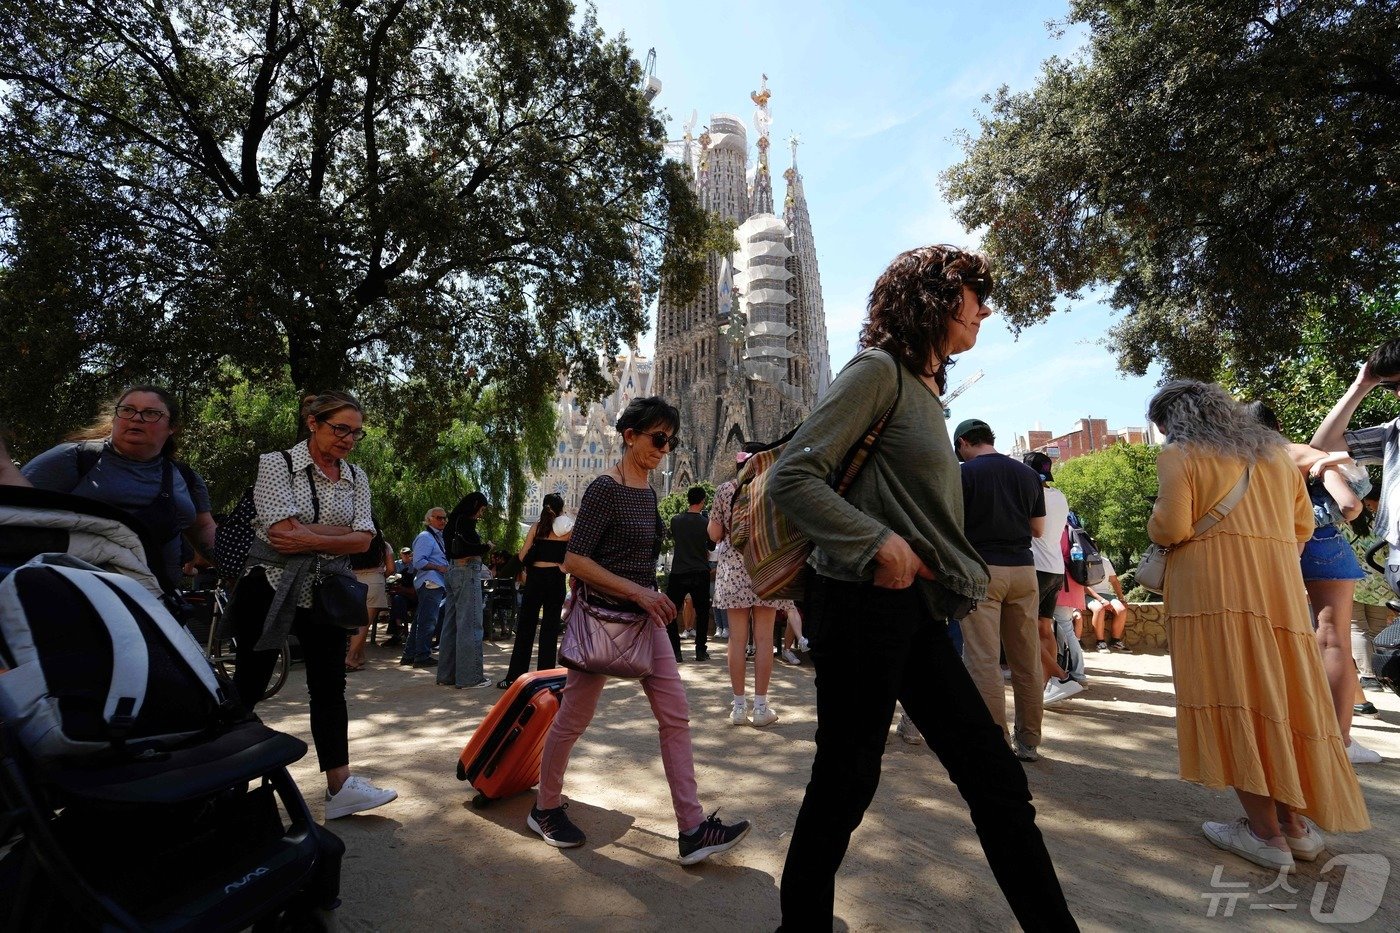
[400,546,411,554]
[1023,451,1054,482]
[952,418,991,443]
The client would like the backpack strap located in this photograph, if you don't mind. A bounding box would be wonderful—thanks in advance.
[832,348,903,495]
[73,441,104,484]
[44,565,150,733]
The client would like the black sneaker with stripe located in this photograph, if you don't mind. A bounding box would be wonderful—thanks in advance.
[528,803,585,848]
[678,811,750,865]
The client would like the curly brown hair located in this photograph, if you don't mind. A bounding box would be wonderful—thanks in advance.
[859,245,993,392]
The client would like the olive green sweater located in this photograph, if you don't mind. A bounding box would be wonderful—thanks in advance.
[769,349,989,618]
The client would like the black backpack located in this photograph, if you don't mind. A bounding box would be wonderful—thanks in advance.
[1065,514,1106,587]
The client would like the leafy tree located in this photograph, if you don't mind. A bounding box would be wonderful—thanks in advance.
[0,0,729,461]
[942,1,1400,380]
[1053,443,1160,569]
[180,367,555,553]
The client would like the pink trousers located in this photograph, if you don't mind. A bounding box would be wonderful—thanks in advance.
[537,624,705,831]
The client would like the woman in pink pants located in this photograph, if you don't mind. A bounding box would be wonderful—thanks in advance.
[530,395,750,866]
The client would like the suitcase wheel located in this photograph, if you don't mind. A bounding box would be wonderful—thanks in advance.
[456,760,467,781]
[471,792,492,809]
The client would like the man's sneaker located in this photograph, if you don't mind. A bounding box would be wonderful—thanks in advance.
[1360,675,1384,692]
[1108,638,1129,652]
[1095,640,1109,652]
[1043,677,1085,706]
[463,677,492,688]
[1354,701,1380,717]
[1000,667,1012,681]
[729,701,748,726]
[696,649,710,661]
[325,775,398,819]
[411,656,439,668]
[779,648,801,665]
[1347,739,1383,764]
[1012,738,1039,762]
[745,645,755,660]
[751,705,779,727]
[895,713,924,745]
[678,812,750,865]
[1204,818,1294,872]
[528,803,586,848]
[680,629,694,640]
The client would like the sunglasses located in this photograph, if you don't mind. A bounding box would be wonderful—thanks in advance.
[320,419,367,441]
[638,430,679,451]
[114,405,169,424]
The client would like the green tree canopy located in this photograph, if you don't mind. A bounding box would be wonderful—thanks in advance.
[942,1,1400,380]
[0,0,728,460]
[1052,443,1160,570]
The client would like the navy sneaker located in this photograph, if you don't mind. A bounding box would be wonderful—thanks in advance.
[678,811,750,865]
[528,804,585,848]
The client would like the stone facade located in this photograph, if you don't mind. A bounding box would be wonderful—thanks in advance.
[653,81,832,492]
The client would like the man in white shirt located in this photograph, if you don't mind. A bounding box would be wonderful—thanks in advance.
[1022,452,1082,705]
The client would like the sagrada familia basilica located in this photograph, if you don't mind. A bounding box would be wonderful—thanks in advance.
[527,78,832,515]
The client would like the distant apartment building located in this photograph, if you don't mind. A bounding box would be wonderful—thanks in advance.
[1012,418,1160,463]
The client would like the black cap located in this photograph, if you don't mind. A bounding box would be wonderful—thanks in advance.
[952,418,991,442]
[1023,451,1054,482]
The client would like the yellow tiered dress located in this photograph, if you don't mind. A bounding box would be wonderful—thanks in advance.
[1149,442,1369,832]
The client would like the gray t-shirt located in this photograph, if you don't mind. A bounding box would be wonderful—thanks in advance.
[22,441,211,581]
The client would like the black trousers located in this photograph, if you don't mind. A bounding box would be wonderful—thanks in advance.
[779,576,1077,932]
[231,571,351,773]
[506,565,566,682]
[664,570,711,659]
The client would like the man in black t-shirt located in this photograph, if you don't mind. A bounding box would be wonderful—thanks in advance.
[953,419,1047,762]
[666,486,715,662]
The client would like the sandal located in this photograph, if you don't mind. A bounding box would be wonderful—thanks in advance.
[345,662,365,672]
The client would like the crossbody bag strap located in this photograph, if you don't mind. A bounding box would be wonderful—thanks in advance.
[833,348,904,496]
[1190,466,1251,537]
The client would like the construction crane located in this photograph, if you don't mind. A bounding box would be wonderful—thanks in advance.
[642,48,662,102]
[942,369,985,419]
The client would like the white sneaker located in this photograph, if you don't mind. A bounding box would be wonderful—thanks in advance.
[1284,817,1326,862]
[779,648,801,665]
[325,775,398,819]
[729,701,747,726]
[1043,678,1085,706]
[1347,739,1383,764]
[896,713,924,745]
[796,636,810,652]
[1001,667,1012,681]
[1204,818,1294,872]
[750,706,779,728]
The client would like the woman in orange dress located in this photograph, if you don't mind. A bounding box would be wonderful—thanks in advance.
[1147,381,1368,872]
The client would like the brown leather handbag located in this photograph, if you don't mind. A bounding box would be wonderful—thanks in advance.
[558,582,655,679]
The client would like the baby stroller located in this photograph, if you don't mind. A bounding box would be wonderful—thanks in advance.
[0,486,343,931]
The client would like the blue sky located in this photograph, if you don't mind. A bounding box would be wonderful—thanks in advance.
[592,0,1165,445]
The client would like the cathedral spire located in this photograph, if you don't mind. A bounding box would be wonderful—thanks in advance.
[784,131,832,395]
[749,74,775,215]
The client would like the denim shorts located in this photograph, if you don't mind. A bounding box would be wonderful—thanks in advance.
[1299,528,1364,582]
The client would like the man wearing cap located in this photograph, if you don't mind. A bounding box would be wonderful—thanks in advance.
[1023,452,1084,706]
[953,419,1047,762]
[387,546,415,646]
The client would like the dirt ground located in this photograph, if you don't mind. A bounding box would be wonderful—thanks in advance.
[256,634,1400,931]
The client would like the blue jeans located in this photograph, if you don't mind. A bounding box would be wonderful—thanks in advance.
[438,562,485,686]
[403,585,445,663]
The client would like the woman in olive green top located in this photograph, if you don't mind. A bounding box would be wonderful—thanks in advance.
[770,245,1077,930]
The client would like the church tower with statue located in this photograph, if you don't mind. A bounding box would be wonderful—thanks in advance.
[653,77,833,492]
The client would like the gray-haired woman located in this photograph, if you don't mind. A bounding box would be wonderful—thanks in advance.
[230,390,397,819]
[1147,380,1367,871]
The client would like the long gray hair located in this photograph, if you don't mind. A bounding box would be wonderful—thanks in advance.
[1147,380,1284,462]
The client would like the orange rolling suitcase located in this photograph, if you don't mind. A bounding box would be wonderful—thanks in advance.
[456,668,567,806]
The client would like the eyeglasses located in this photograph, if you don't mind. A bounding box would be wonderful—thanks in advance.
[114,405,169,424]
[321,420,367,441]
[640,430,679,450]
[429,514,447,522]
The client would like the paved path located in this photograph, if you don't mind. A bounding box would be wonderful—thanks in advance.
[256,635,1400,931]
